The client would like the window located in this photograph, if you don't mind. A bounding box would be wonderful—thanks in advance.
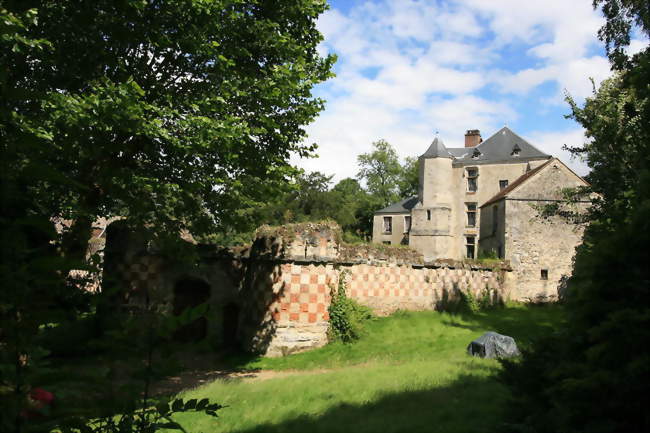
[511,144,521,157]
[383,216,392,234]
[492,206,498,235]
[466,202,477,227]
[426,209,431,220]
[499,179,509,190]
[383,241,391,245]
[466,168,478,192]
[403,216,411,233]
[541,269,548,280]
[472,149,481,160]
[465,236,476,259]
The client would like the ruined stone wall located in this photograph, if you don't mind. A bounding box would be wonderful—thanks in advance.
[105,221,515,358]
[240,259,513,357]
[240,223,514,356]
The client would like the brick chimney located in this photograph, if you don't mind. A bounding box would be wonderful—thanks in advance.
[464,129,482,147]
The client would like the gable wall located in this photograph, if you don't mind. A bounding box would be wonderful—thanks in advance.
[502,163,588,301]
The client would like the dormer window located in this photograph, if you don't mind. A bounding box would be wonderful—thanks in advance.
[511,144,521,157]
[472,149,481,159]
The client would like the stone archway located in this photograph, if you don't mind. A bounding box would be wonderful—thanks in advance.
[173,278,211,342]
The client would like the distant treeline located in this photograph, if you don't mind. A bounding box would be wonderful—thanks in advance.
[210,139,418,245]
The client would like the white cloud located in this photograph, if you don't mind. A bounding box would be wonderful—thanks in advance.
[297,0,611,182]
[424,95,518,146]
[627,38,649,56]
[497,55,610,102]
[527,129,590,176]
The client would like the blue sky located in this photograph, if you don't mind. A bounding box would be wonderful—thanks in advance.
[292,0,646,180]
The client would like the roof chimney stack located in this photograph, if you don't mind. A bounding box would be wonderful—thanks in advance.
[464,129,482,148]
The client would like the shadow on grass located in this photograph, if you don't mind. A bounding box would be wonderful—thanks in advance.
[224,373,508,433]
[443,304,565,345]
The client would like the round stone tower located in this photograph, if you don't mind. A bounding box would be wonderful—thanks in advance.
[410,137,454,261]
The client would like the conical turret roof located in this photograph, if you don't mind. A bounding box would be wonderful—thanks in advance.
[420,137,452,159]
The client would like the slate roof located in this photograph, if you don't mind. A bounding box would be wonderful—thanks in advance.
[481,159,554,208]
[420,137,452,159]
[447,127,550,165]
[375,196,418,214]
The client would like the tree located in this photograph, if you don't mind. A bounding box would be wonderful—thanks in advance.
[3,0,334,262]
[329,178,378,237]
[500,3,650,432]
[398,156,419,197]
[357,139,403,207]
[1,1,334,431]
[594,0,650,69]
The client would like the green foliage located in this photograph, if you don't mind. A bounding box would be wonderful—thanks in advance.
[209,140,419,244]
[3,0,334,250]
[356,139,404,207]
[398,156,419,197]
[59,398,223,433]
[478,289,495,311]
[459,290,480,314]
[594,0,650,68]
[341,230,367,245]
[501,193,650,432]
[1,1,333,432]
[327,273,374,343]
[438,286,502,315]
[477,249,499,260]
[500,5,650,432]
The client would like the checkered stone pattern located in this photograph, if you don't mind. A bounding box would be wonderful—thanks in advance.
[116,255,161,292]
[345,265,502,304]
[68,269,102,293]
[269,263,333,324]
[346,265,445,301]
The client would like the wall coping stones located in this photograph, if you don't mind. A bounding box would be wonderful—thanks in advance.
[218,221,513,273]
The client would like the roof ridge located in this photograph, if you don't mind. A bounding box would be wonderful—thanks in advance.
[375,195,419,214]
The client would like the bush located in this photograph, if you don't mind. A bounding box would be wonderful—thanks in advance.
[458,290,480,314]
[499,177,650,433]
[38,316,99,357]
[327,272,374,343]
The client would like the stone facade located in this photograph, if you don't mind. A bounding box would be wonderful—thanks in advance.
[373,127,552,260]
[479,159,589,301]
[372,127,589,301]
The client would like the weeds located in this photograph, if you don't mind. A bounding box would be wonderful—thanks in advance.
[327,271,374,342]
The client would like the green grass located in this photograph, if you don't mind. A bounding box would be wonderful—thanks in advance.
[171,304,564,433]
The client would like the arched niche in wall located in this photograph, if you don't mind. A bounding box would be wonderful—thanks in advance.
[173,277,211,342]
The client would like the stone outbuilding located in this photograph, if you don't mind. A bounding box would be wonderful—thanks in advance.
[478,158,589,301]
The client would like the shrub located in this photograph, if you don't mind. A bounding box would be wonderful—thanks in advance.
[327,272,374,343]
[458,289,480,314]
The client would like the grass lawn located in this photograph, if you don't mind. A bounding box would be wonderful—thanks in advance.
[172,304,563,433]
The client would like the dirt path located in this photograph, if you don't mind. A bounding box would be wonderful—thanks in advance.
[151,362,334,396]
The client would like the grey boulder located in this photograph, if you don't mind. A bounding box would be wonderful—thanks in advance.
[467,331,520,358]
